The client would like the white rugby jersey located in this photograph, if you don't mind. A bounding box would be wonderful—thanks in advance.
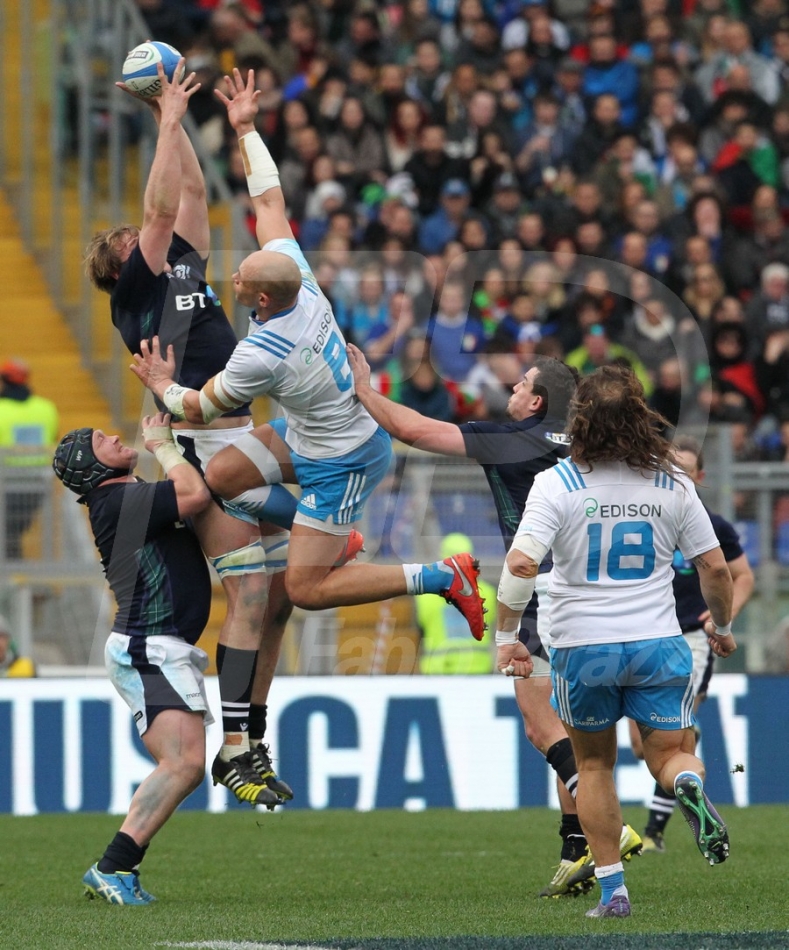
[515,458,719,647]
[221,239,378,459]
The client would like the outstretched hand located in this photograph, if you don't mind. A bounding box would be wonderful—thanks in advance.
[131,336,177,395]
[214,68,261,132]
[157,59,201,124]
[347,344,372,390]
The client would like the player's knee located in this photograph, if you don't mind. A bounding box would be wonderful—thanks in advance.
[205,452,234,498]
[175,750,206,793]
[284,573,325,610]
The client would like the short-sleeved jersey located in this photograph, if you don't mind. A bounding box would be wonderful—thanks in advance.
[673,508,744,632]
[84,479,211,644]
[111,233,249,417]
[220,239,378,459]
[460,414,570,552]
[516,459,720,647]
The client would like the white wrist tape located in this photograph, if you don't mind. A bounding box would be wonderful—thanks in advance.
[495,629,520,646]
[144,425,172,443]
[153,441,188,474]
[712,622,732,637]
[238,131,281,197]
[198,389,224,424]
[162,383,189,420]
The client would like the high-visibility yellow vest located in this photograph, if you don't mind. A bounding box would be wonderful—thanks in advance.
[416,577,496,674]
[2,655,36,677]
[0,395,59,466]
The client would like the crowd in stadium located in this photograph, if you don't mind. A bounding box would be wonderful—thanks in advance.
[133,0,789,455]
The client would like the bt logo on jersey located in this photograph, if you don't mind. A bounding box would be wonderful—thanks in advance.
[175,293,208,311]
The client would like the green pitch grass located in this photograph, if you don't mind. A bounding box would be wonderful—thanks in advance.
[0,807,787,950]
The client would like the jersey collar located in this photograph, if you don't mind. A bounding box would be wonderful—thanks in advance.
[250,301,297,325]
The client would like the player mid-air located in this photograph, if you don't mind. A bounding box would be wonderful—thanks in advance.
[131,67,486,640]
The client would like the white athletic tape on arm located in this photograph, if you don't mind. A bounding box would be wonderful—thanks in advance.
[198,389,224,424]
[144,425,172,443]
[239,131,281,197]
[497,563,536,612]
[162,383,189,420]
[511,534,549,563]
[153,441,189,475]
[497,535,548,611]
[213,373,240,410]
[712,622,732,637]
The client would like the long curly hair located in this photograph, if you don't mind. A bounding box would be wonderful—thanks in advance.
[569,365,674,473]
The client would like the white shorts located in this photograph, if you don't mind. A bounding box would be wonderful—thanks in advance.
[684,628,713,698]
[531,571,552,677]
[173,422,253,469]
[105,632,214,736]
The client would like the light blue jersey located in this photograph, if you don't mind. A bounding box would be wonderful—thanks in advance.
[221,239,379,460]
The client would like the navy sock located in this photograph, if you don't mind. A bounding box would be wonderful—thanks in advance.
[249,703,268,745]
[98,831,146,874]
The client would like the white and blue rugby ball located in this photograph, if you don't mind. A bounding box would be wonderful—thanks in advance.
[122,41,185,98]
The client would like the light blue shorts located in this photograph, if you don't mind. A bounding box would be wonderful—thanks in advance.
[550,636,695,732]
[105,633,214,736]
[290,426,393,532]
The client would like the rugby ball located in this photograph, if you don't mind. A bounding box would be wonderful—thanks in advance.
[122,41,185,98]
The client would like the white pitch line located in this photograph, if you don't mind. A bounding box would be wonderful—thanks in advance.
[156,943,341,950]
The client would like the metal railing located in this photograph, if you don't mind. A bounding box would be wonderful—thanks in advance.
[1,0,254,432]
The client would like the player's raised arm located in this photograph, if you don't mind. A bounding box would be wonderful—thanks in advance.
[215,68,294,246]
[138,62,201,274]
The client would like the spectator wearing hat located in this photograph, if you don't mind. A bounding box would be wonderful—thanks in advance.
[0,613,35,677]
[485,172,527,242]
[418,177,472,254]
[0,359,59,559]
[300,179,347,250]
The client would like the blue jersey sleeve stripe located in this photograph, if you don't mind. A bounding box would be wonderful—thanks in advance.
[562,460,580,491]
[253,333,291,355]
[245,338,290,359]
[265,330,294,350]
[569,461,587,488]
[555,463,574,493]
